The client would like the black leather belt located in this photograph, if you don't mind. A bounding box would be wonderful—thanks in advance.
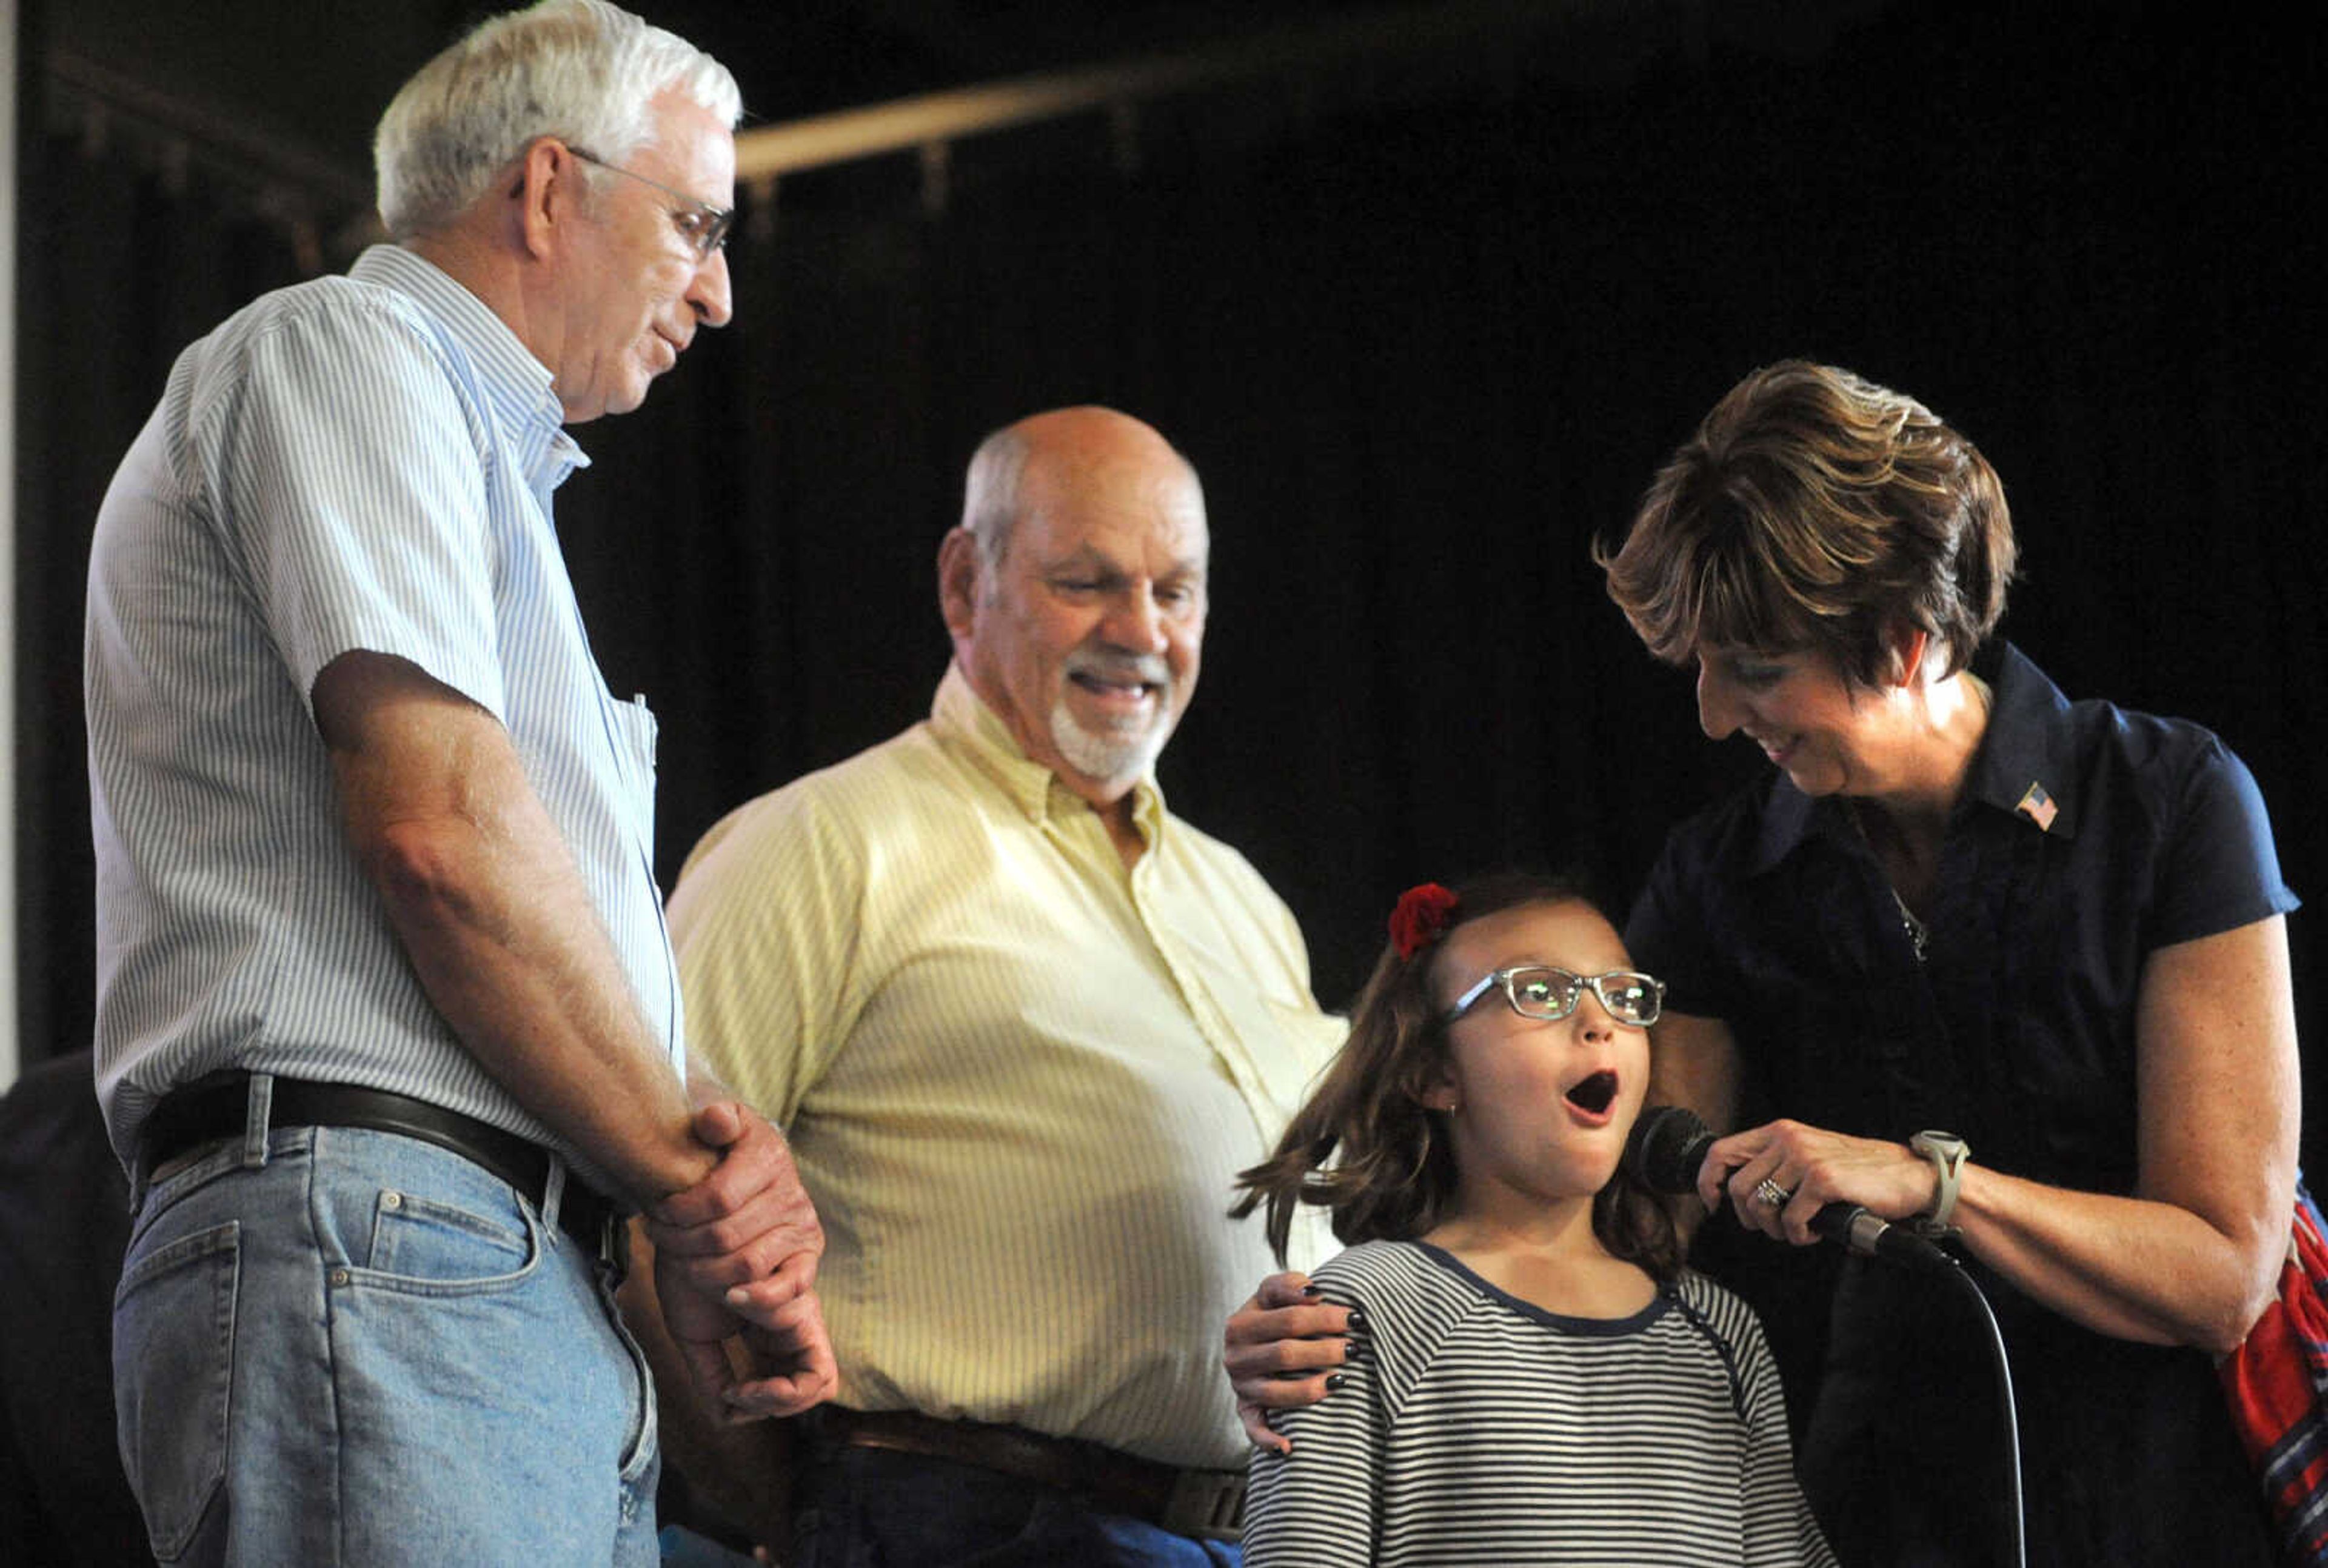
[814,1406,1246,1542]
[139,1071,622,1254]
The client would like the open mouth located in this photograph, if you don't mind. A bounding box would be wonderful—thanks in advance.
[1565,1070,1618,1116]
[1067,667,1168,726]
[1070,672,1156,702]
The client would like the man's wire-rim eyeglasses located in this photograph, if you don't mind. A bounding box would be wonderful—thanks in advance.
[568,145,734,259]
[1443,966,1665,1028]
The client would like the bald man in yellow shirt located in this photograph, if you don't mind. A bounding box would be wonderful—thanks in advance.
[643,407,1345,1566]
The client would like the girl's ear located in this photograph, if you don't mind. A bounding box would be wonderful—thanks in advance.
[1414,1062,1459,1113]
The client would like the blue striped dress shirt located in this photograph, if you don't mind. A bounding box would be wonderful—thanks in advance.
[85,244,683,1177]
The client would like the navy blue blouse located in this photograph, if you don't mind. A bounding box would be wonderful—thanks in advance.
[1627,641,2298,1566]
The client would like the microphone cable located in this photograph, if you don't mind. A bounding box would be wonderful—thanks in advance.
[1932,1252,2027,1568]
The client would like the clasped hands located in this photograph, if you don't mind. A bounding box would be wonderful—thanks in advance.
[647,1099,837,1422]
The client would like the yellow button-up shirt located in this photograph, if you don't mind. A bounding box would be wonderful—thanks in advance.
[669,665,1343,1469]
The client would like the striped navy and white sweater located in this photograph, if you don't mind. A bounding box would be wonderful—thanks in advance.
[1243,1239,1838,1567]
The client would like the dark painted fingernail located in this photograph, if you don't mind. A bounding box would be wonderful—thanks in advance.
[1345,1309,1368,1333]
[1301,1282,1324,1297]
[1325,1373,1346,1391]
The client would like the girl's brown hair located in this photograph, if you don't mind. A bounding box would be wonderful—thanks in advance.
[1233,872,1681,1281]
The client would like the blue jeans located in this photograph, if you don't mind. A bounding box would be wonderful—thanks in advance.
[789,1443,1242,1567]
[112,1101,660,1565]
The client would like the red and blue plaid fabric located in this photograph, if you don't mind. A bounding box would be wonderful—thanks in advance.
[2223,1183,2328,1566]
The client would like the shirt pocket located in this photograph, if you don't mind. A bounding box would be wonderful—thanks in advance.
[601,690,660,852]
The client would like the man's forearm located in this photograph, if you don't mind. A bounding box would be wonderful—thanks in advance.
[319,650,715,1207]
[363,796,715,1205]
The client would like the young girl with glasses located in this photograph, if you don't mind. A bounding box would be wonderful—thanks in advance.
[1233,873,1834,1567]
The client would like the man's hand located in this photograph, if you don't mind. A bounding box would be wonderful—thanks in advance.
[726,1287,838,1421]
[646,1100,834,1418]
[1223,1270,1355,1455]
[647,1100,824,1294]
[649,1240,837,1420]
[620,1223,818,1560]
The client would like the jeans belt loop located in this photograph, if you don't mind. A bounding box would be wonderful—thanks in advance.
[241,1071,275,1169]
[543,1155,569,1246]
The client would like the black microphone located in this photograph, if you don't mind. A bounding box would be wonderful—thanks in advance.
[1624,1106,1958,1276]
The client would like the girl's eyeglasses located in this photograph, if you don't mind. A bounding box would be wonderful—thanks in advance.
[1443,966,1664,1028]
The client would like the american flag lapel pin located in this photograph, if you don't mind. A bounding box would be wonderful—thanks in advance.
[2016,781,2058,832]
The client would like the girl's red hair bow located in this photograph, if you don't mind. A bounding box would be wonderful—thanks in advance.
[1388,882,1459,960]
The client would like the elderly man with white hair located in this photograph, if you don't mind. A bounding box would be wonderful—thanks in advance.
[85,5,830,1562]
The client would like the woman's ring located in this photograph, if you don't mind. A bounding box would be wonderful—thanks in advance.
[1754,1176,1792,1209]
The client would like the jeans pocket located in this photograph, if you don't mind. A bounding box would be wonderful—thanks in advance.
[352,1184,541,1294]
[113,1219,239,1563]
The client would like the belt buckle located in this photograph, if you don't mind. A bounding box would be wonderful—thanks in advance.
[1160,1468,1245,1542]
